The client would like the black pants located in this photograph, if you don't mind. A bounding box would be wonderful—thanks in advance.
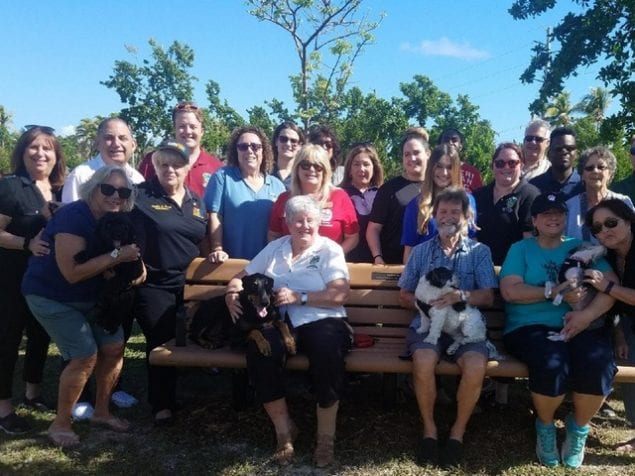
[246,318,351,407]
[0,285,50,399]
[134,285,182,414]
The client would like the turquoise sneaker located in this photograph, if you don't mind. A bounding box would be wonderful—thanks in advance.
[561,414,590,468]
[535,419,559,467]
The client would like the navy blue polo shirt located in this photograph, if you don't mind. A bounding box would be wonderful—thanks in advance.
[132,179,207,289]
[529,167,583,200]
[0,173,52,285]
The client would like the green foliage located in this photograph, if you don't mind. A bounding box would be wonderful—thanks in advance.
[204,79,246,158]
[0,106,16,174]
[509,0,635,133]
[101,39,197,151]
[246,0,384,128]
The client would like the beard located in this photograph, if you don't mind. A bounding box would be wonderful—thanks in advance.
[438,222,459,238]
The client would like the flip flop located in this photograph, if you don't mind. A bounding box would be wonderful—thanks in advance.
[48,429,80,447]
[615,438,635,453]
[90,415,130,432]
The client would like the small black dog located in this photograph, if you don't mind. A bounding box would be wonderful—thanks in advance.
[74,211,143,333]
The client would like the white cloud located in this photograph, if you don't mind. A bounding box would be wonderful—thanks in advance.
[59,125,76,137]
[401,37,490,61]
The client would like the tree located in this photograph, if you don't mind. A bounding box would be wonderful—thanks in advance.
[246,0,384,128]
[0,106,16,173]
[509,0,634,132]
[102,39,197,151]
[543,91,576,127]
[577,86,611,128]
[74,116,105,160]
[204,80,246,157]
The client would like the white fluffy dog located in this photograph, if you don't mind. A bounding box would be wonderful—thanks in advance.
[414,266,487,355]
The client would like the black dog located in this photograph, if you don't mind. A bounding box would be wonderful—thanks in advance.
[74,211,143,334]
[190,274,296,355]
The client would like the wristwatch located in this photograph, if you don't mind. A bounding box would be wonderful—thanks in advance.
[301,292,308,306]
[544,281,554,300]
[110,247,121,259]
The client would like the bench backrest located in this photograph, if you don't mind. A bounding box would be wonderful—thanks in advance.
[183,258,505,347]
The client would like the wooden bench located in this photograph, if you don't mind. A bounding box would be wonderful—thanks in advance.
[149,258,635,383]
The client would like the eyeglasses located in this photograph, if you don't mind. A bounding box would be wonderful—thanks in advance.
[583,164,609,172]
[100,183,132,199]
[237,142,263,152]
[299,161,324,172]
[278,135,299,145]
[590,216,621,235]
[524,135,547,144]
[494,159,521,169]
[24,125,55,134]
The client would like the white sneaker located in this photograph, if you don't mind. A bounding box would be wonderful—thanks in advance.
[111,390,138,408]
[72,402,94,421]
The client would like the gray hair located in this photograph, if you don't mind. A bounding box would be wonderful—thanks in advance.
[79,165,135,212]
[578,145,617,182]
[525,119,551,134]
[284,195,321,226]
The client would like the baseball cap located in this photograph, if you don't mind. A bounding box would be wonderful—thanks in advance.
[531,192,568,216]
[155,140,190,163]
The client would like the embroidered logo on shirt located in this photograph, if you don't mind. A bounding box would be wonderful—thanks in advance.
[502,196,518,214]
[307,255,320,269]
[320,208,333,225]
[193,206,204,219]
[151,204,172,211]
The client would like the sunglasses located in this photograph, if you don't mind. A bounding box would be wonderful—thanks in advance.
[590,216,620,235]
[100,183,132,199]
[316,140,333,150]
[494,159,521,169]
[524,135,547,144]
[583,164,608,172]
[237,142,263,152]
[278,135,299,145]
[299,161,324,172]
[174,103,199,111]
[24,124,55,134]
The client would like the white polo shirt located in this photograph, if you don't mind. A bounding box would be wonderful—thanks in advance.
[245,235,349,328]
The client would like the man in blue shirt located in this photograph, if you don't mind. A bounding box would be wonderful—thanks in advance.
[398,186,498,468]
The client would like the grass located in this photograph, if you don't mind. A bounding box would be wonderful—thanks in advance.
[1,327,635,475]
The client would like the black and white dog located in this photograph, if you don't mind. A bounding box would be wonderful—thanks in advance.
[547,244,606,341]
[414,267,486,355]
[74,211,143,334]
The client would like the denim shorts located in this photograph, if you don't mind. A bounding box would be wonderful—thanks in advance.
[405,326,488,362]
[25,294,123,360]
[503,324,616,397]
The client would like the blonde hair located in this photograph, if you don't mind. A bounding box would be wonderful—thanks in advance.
[290,144,333,208]
[417,144,463,234]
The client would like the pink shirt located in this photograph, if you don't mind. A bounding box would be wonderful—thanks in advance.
[269,189,360,244]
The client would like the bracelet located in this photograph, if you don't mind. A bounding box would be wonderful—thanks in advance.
[604,281,615,295]
[372,254,383,260]
[23,236,31,252]
[544,281,554,300]
[213,246,224,252]
[225,291,239,296]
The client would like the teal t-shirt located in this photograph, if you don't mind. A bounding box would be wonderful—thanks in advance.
[500,237,611,334]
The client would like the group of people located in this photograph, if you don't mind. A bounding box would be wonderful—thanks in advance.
[1,104,635,470]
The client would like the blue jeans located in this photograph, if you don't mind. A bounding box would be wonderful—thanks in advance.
[621,317,635,426]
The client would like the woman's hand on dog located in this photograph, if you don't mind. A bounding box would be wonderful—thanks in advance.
[562,310,595,340]
[583,269,610,292]
[113,244,141,264]
[28,229,50,256]
[430,289,462,309]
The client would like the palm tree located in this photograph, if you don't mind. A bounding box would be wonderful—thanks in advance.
[543,91,575,126]
[0,106,13,148]
[74,116,103,159]
[577,87,611,128]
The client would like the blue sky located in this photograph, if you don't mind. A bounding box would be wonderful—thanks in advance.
[1,0,608,143]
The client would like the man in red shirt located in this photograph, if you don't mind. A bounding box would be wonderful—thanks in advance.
[138,102,222,197]
[438,128,483,193]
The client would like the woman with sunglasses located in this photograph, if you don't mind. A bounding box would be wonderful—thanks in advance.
[205,126,285,263]
[272,121,304,189]
[268,144,359,253]
[401,143,477,263]
[22,165,142,446]
[584,199,635,453]
[473,142,540,266]
[0,127,65,435]
[339,143,385,262]
[565,146,633,242]
[499,192,617,468]
[132,142,207,425]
